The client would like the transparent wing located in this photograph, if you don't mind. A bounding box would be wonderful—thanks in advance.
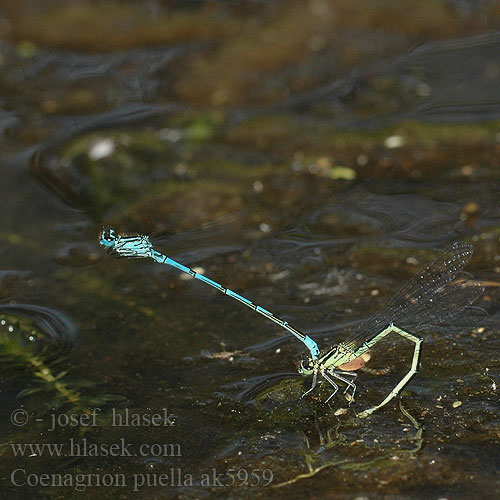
[150,211,247,254]
[346,242,485,346]
[106,212,247,261]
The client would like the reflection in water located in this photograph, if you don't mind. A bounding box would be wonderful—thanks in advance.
[279,31,500,126]
[0,296,81,409]
[273,400,423,488]
[0,302,76,344]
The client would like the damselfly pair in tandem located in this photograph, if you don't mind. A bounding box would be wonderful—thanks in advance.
[100,220,484,417]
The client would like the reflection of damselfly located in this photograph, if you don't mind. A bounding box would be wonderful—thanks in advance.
[100,226,484,417]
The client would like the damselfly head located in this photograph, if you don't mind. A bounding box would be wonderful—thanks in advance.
[298,357,315,375]
[100,228,116,247]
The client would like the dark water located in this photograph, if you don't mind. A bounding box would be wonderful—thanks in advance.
[1,1,500,499]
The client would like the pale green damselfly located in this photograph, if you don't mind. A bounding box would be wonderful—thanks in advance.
[299,241,484,417]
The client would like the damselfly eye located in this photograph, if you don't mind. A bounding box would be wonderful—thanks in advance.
[100,228,116,246]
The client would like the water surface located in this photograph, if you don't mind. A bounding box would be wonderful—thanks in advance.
[1,1,499,499]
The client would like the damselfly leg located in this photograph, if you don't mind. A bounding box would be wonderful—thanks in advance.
[300,369,319,399]
[356,323,422,417]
